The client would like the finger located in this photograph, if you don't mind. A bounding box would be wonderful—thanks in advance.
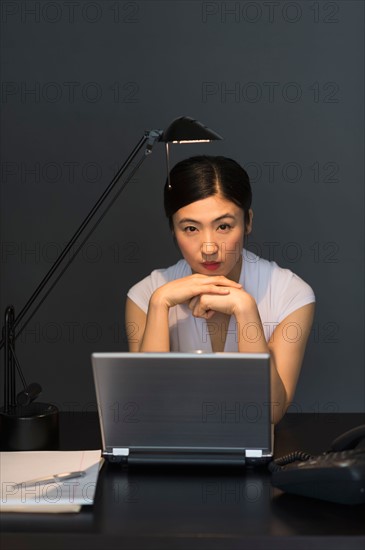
[192,274,241,288]
[188,286,228,300]
[190,296,206,318]
[191,296,215,319]
[205,309,216,320]
[210,276,242,288]
[188,296,199,311]
[192,304,212,319]
[202,285,231,295]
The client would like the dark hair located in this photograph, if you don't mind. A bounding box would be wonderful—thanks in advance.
[164,155,252,231]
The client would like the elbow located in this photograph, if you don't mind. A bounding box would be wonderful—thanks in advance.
[272,401,287,425]
[271,381,290,425]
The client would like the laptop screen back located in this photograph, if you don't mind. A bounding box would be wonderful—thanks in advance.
[92,352,272,457]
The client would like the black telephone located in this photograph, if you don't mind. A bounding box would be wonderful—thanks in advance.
[269,424,365,505]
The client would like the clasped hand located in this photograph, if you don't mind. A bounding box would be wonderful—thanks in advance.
[188,284,250,319]
[153,274,251,320]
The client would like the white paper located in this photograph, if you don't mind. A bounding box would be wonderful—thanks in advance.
[0,449,102,512]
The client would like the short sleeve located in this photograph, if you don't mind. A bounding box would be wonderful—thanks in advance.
[127,274,155,314]
[272,267,316,324]
[126,259,191,314]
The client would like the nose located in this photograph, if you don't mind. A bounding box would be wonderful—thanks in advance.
[201,240,219,257]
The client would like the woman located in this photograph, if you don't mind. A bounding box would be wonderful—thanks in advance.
[125,156,315,423]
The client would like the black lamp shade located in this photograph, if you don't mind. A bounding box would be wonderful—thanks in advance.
[160,116,223,143]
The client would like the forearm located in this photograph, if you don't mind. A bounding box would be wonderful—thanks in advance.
[234,302,287,424]
[269,360,287,424]
[139,295,171,352]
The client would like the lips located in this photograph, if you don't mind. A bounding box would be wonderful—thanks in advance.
[202,262,221,271]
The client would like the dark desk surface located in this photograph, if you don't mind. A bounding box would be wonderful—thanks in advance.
[2,413,365,550]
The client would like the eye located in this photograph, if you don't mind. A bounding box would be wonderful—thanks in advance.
[217,223,231,231]
[183,226,197,233]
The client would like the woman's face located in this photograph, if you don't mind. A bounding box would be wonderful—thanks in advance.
[172,194,252,282]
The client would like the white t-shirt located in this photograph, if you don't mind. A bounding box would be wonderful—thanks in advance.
[127,249,315,351]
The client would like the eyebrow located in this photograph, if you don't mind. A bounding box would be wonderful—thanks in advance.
[178,214,236,225]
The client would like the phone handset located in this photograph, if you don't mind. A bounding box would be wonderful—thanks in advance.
[329,424,365,452]
[269,424,365,505]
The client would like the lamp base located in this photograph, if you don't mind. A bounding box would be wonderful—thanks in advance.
[0,402,59,451]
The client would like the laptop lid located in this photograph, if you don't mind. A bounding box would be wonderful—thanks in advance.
[91,352,273,466]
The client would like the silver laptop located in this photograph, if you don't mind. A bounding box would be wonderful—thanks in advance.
[91,352,273,466]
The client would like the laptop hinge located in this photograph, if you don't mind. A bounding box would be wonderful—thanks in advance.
[245,449,263,458]
[112,447,129,456]
[124,449,247,466]
[102,447,130,463]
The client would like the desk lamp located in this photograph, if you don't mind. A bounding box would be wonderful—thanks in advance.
[0,116,222,451]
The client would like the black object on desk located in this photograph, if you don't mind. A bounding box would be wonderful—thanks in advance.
[270,424,365,505]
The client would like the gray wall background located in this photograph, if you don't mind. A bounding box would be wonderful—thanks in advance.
[1,0,364,414]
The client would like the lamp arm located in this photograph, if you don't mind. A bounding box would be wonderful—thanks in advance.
[0,129,162,350]
[0,116,222,450]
